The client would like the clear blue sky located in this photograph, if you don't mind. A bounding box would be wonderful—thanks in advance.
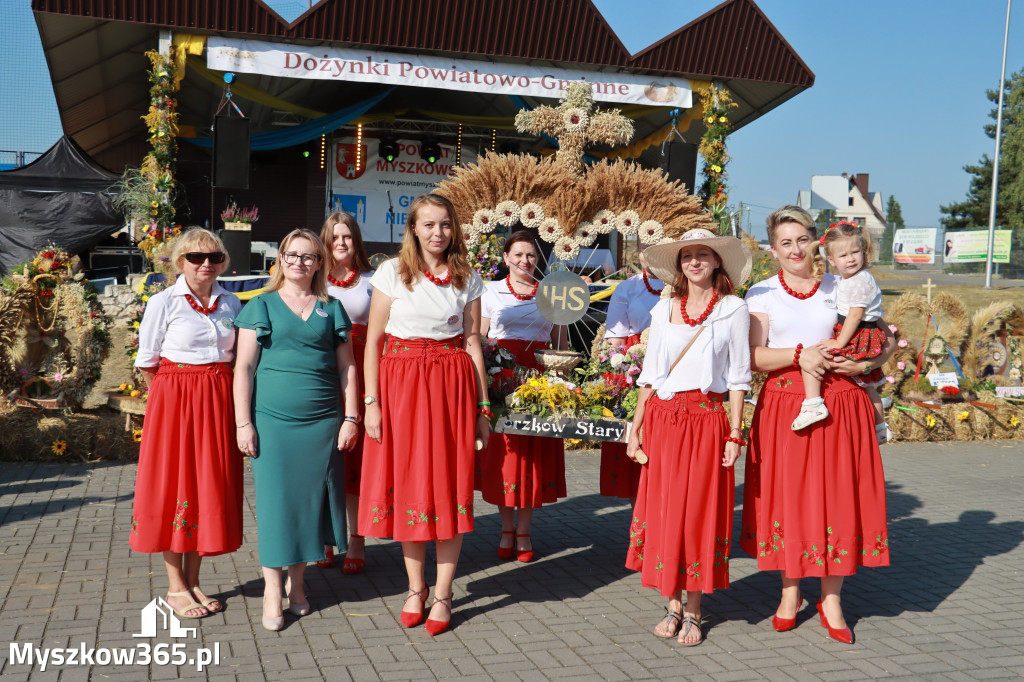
[3,0,1022,237]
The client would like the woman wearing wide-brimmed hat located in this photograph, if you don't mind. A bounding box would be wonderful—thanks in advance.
[624,228,752,647]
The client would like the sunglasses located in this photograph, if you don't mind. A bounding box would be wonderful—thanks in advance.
[184,252,226,265]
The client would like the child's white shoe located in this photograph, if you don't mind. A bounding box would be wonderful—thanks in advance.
[875,422,892,445]
[792,399,829,431]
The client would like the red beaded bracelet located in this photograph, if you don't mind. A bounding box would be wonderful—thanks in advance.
[723,435,747,446]
[793,343,804,367]
[477,407,495,419]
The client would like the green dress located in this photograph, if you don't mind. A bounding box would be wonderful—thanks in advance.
[235,291,351,568]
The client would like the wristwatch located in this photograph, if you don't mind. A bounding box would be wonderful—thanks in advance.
[363,395,378,405]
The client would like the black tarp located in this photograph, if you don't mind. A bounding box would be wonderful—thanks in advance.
[0,136,121,275]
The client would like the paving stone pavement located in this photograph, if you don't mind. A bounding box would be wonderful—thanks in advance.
[1,440,1023,681]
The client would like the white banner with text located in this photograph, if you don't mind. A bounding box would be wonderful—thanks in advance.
[943,230,1012,263]
[207,38,692,107]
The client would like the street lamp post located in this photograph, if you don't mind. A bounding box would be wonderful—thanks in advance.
[985,0,1012,289]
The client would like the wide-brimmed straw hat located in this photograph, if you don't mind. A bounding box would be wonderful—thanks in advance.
[644,228,752,289]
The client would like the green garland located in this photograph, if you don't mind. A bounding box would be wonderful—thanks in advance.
[697,85,738,224]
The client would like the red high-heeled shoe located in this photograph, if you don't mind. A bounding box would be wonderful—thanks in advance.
[400,586,428,628]
[342,534,364,575]
[425,595,453,636]
[515,533,534,563]
[816,600,853,644]
[316,547,334,569]
[497,530,514,559]
[771,591,803,632]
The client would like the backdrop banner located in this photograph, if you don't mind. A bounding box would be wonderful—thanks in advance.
[329,138,477,243]
[942,229,1012,263]
[892,228,937,264]
[207,37,692,107]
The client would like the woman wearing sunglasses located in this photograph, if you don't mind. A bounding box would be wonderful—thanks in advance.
[233,229,361,631]
[130,228,244,620]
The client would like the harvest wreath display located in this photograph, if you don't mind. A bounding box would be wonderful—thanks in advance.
[0,245,112,411]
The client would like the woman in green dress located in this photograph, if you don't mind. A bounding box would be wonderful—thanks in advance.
[233,229,361,631]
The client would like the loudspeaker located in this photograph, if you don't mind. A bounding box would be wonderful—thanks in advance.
[213,116,251,189]
[666,141,699,196]
[218,230,251,276]
[88,247,145,273]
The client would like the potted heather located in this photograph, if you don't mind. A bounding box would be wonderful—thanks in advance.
[221,202,259,231]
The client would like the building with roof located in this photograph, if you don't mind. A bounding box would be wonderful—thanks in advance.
[798,172,888,247]
[30,0,814,253]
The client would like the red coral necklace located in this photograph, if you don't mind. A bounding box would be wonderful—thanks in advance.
[423,269,452,286]
[328,269,358,288]
[680,293,716,327]
[778,270,820,300]
[506,275,538,301]
[642,270,663,296]
[184,293,218,315]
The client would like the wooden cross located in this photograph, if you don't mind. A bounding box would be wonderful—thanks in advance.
[921,278,936,304]
[514,82,633,177]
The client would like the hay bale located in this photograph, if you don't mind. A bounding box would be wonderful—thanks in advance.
[0,401,140,461]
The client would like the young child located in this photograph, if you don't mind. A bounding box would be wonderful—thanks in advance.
[792,221,889,444]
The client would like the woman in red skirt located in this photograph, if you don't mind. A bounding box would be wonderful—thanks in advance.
[600,250,663,504]
[741,206,894,644]
[319,211,375,573]
[479,230,566,562]
[130,228,243,619]
[624,229,752,647]
[361,194,489,636]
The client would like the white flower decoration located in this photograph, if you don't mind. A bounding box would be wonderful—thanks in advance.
[638,220,664,245]
[554,235,581,261]
[592,209,616,234]
[575,221,598,246]
[562,108,589,132]
[610,353,625,368]
[538,217,562,243]
[520,202,545,228]
[462,230,480,250]
[617,210,640,236]
[473,208,497,233]
[495,200,521,227]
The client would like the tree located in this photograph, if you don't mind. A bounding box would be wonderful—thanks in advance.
[941,69,1024,233]
[879,195,904,264]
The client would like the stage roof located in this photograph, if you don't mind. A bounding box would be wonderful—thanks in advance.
[32,0,814,169]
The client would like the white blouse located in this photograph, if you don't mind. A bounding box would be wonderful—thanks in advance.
[135,275,241,367]
[481,279,552,342]
[637,296,751,400]
[327,270,375,325]
[604,272,663,339]
[370,258,485,340]
[836,269,883,321]
[745,274,840,348]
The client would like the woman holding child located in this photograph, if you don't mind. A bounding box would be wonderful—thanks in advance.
[740,206,894,644]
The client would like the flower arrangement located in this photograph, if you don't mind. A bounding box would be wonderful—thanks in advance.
[467,234,505,280]
[575,342,646,419]
[221,202,260,224]
[508,375,589,418]
[111,49,181,273]
[697,85,738,223]
[481,339,532,406]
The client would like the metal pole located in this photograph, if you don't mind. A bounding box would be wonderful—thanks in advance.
[985,0,1012,289]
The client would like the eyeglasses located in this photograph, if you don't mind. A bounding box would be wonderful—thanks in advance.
[184,251,226,265]
[281,251,321,266]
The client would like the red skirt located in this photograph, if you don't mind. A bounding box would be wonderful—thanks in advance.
[358,336,476,541]
[344,323,367,496]
[129,360,243,556]
[626,391,733,595]
[831,321,886,385]
[600,333,642,498]
[740,368,890,576]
